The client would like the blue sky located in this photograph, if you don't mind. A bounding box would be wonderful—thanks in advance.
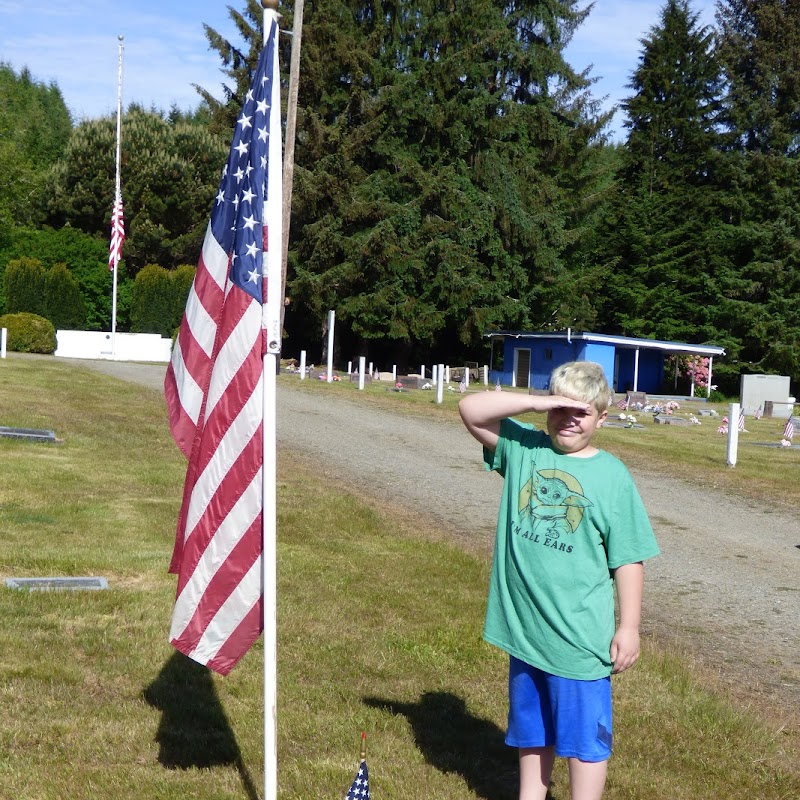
[1,0,717,140]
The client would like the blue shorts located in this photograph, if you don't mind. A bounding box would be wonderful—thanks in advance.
[506,656,613,762]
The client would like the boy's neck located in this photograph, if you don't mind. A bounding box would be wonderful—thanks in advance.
[551,440,600,458]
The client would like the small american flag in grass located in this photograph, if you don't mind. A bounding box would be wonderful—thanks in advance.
[345,760,369,800]
[345,733,370,799]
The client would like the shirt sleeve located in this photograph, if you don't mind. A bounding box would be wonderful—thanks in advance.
[483,418,536,477]
[605,470,661,568]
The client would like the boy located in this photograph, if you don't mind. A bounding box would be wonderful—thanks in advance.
[458,361,659,800]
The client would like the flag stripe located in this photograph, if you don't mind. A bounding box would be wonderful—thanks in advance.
[164,18,282,674]
[169,518,261,647]
[205,598,264,676]
[175,552,263,675]
[171,469,263,627]
[182,378,263,556]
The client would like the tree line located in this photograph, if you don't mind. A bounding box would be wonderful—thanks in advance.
[1,0,798,394]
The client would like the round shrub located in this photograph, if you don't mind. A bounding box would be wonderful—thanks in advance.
[0,312,57,354]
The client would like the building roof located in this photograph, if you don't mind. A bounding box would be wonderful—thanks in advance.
[484,330,726,356]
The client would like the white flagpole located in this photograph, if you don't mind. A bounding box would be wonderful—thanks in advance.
[261,4,282,799]
[111,35,123,359]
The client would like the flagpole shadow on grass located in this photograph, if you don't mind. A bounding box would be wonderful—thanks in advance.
[364,691,526,800]
[143,652,259,800]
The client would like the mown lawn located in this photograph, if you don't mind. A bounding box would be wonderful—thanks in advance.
[0,356,796,799]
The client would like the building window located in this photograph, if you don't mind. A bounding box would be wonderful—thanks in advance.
[544,348,553,360]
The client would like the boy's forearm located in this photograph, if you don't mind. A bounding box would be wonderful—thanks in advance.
[458,391,575,425]
[610,561,644,673]
[614,561,644,630]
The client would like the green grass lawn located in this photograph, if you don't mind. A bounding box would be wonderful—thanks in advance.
[0,357,797,799]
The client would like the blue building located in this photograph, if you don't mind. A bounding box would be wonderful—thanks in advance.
[485,330,726,395]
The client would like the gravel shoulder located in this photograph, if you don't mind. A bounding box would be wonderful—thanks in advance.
[67,359,800,727]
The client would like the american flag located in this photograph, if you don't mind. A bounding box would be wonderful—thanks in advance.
[163,18,282,675]
[615,396,629,410]
[784,419,795,440]
[108,188,125,271]
[738,411,746,431]
[345,760,370,800]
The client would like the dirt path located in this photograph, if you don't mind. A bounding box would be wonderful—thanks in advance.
[68,359,800,726]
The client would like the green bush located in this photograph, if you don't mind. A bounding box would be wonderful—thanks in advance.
[0,312,57,354]
[130,263,174,337]
[45,263,87,330]
[4,257,46,316]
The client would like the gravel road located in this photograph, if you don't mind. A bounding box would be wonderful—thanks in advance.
[69,359,800,722]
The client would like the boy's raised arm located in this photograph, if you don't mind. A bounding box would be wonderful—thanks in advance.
[458,392,591,452]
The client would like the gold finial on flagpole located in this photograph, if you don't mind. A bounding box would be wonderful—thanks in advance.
[360,731,367,761]
[261,0,279,9]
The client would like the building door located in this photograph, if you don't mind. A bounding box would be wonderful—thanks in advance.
[514,348,531,389]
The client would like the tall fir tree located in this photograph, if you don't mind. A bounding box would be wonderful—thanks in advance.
[200,0,610,365]
[593,1,725,347]
[714,0,800,382]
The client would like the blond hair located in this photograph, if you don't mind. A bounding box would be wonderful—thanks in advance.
[549,361,612,412]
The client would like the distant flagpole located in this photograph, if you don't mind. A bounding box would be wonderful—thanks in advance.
[109,34,124,359]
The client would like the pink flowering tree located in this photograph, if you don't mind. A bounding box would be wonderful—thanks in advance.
[667,355,710,395]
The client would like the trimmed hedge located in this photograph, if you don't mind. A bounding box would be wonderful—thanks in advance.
[0,312,57,354]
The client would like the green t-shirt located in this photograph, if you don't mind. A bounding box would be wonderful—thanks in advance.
[483,417,660,679]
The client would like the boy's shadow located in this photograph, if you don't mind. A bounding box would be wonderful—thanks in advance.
[143,652,258,800]
[364,691,528,800]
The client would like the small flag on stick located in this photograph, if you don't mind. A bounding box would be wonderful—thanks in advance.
[345,733,370,800]
[784,419,795,440]
[738,411,746,432]
[108,189,125,271]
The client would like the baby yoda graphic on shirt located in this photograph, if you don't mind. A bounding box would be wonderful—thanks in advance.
[519,465,591,539]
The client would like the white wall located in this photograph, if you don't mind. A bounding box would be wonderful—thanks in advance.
[55,330,172,363]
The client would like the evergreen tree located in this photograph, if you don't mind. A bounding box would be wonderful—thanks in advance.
[130,264,175,336]
[170,264,196,336]
[4,257,47,316]
[716,0,800,155]
[713,0,800,383]
[0,63,72,227]
[44,263,87,330]
[0,225,125,331]
[255,0,607,362]
[593,1,725,345]
[43,108,228,275]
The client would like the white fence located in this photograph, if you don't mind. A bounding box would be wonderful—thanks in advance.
[55,330,172,363]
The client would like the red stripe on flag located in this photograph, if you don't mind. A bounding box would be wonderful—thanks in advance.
[170,513,262,658]
[205,601,265,676]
